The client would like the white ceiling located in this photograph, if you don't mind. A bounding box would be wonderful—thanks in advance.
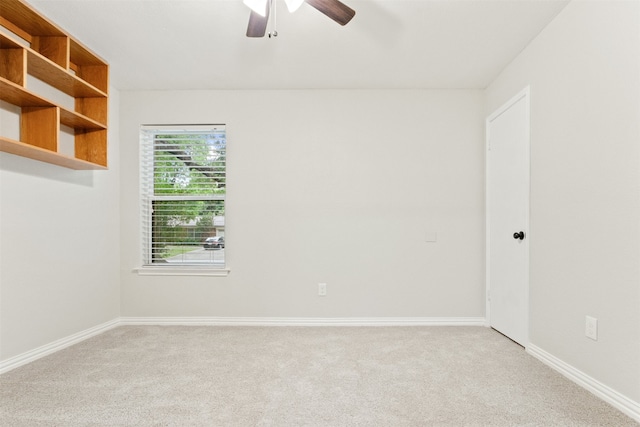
[29,0,570,91]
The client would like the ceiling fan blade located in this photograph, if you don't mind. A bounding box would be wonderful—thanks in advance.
[246,8,270,37]
[306,0,355,26]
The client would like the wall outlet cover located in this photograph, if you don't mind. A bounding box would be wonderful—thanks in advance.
[585,316,598,341]
[318,283,327,296]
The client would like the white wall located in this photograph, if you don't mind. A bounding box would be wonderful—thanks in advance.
[2,0,637,414]
[486,0,640,403]
[120,90,486,318]
[0,89,121,361]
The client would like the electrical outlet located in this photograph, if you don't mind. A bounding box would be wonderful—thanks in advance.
[318,283,327,296]
[585,316,598,341]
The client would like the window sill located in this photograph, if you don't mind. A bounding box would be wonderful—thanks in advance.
[134,266,230,277]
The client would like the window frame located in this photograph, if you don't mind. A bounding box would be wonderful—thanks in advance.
[136,124,229,277]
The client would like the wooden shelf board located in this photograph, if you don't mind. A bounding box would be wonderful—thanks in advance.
[0,136,107,170]
[70,38,107,66]
[0,32,23,48]
[0,77,53,107]
[1,32,106,97]
[59,108,105,130]
[1,0,66,38]
[27,49,106,98]
[0,77,106,129]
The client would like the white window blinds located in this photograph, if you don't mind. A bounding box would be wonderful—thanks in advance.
[140,125,226,267]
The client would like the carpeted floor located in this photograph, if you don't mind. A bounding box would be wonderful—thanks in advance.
[0,326,637,426]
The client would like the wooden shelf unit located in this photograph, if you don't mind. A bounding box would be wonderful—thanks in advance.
[0,0,109,169]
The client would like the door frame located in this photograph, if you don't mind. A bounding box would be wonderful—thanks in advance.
[485,86,531,347]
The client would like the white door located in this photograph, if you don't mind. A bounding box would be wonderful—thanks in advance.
[486,88,530,347]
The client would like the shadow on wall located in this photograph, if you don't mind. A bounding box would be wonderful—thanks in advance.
[0,153,96,188]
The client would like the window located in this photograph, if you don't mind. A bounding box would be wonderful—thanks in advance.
[140,125,226,271]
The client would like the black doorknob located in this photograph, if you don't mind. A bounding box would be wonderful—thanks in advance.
[513,231,525,240]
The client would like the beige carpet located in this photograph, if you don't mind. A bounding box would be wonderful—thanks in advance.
[0,326,637,426]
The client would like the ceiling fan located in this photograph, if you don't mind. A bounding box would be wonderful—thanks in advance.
[244,0,356,38]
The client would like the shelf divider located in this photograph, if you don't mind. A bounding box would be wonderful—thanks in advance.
[21,106,59,152]
[0,44,26,85]
[32,35,69,68]
[0,136,107,170]
[75,129,107,167]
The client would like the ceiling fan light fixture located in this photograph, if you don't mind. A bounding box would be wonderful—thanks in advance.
[245,0,355,37]
[243,0,269,17]
[284,0,305,13]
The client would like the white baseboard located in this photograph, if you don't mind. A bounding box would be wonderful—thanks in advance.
[0,318,120,375]
[527,344,640,423]
[0,317,484,374]
[119,316,487,327]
